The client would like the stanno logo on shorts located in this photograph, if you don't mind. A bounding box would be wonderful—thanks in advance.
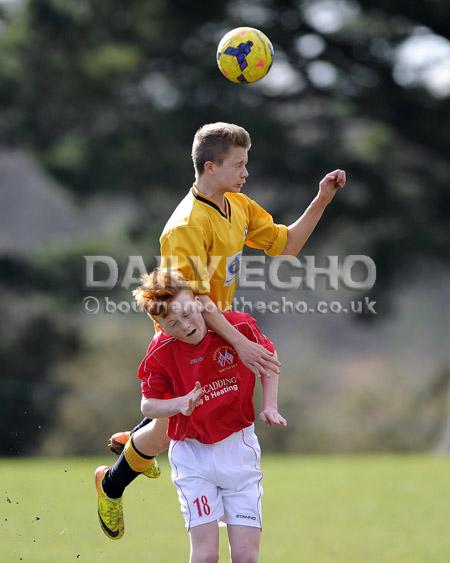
[236,514,257,520]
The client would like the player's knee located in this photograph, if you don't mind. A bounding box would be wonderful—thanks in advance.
[229,549,259,563]
[191,549,219,563]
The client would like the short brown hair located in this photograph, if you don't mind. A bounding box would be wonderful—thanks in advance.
[192,122,251,176]
[133,268,191,318]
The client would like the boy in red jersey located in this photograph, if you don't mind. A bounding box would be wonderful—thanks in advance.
[96,268,286,559]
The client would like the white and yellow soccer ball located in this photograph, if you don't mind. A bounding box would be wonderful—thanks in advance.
[216,27,274,84]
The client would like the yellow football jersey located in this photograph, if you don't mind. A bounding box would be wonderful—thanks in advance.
[159,185,288,311]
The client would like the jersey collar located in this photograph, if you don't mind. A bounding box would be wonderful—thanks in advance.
[191,185,231,222]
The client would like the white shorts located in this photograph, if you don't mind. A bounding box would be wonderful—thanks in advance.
[168,424,263,530]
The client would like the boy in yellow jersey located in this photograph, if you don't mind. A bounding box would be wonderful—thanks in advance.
[95,122,346,540]
[159,175,288,312]
[158,123,344,371]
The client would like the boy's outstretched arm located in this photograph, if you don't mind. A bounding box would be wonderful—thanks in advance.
[197,294,281,379]
[259,353,287,427]
[141,382,203,419]
[282,169,346,256]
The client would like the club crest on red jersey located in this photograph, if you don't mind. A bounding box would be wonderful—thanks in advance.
[213,345,237,372]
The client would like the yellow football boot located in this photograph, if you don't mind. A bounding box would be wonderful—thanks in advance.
[95,465,124,540]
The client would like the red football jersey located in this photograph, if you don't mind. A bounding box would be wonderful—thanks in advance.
[138,311,275,444]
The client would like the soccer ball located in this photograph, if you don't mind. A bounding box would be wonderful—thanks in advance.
[216,27,274,84]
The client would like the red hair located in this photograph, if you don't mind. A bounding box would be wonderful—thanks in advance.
[133,269,191,318]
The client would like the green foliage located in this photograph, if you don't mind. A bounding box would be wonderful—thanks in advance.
[0,0,448,279]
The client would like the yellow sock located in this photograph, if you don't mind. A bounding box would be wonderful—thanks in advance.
[124,438,154,473]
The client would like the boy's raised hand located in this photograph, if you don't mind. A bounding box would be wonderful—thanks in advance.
[318,169,346,205]
[179,381,203,416]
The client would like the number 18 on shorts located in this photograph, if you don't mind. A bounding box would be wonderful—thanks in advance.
[168,425,263,529]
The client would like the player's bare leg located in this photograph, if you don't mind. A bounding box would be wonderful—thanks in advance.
[132,417,170,456]
[189,521,219,563]
[109,416,152,454]
[227,525,261,563]
[108,418,169,480]
[109,416,166,454]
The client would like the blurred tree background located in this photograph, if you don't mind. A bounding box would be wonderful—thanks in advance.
[0,0,449,455]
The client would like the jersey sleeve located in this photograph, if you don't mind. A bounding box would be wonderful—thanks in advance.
[244,196,288,256]
[138,352,174,399]
[228,311,276,354]
[160,225,210,294]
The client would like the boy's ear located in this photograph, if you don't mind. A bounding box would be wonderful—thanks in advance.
[203,160,215,175]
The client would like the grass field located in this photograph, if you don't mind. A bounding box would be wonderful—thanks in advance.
[1,455,449,562]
